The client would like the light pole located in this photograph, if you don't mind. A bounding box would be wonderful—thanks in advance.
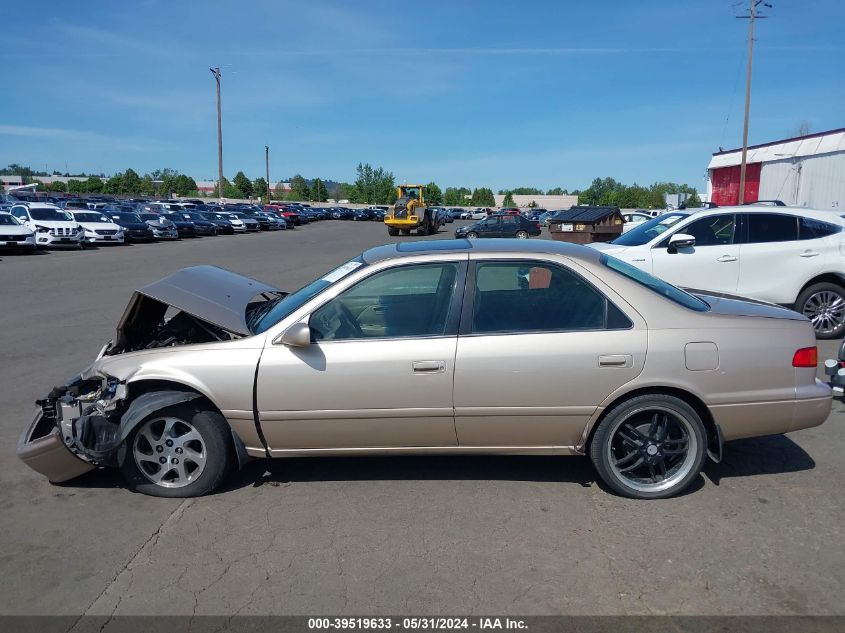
[210,67,224,202]
[265,145,270,203]
[736,0,770,204]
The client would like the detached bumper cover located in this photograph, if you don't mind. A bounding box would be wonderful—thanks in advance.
[17,411,95,483]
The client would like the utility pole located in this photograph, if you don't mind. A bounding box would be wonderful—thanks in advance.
[736,1,770,204]
[265,145,270,203]
[210,67,224,202]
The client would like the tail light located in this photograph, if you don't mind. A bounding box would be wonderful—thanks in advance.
[792,347,818,367]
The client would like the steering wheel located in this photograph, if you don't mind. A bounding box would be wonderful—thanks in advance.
[336,302,364,338]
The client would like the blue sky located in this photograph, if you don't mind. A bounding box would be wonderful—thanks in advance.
[1,0,842,192]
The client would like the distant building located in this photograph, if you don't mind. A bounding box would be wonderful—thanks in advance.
[1,175,24,190]
[707,127,845,209]
[493,194,578,209]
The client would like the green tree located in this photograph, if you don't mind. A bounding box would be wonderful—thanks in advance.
[103,174,123,194]
[120,168,142,195]
[353,163,395,204]
[67,179,84,194]
[232,171,254,198]
[253,177,269,202]
[173,174,198,197]
[510,187,543,195]
[46,180,67,192]
[139,175,156,196]
[470,187,495,207]
[85,176,103,194]
[425,182,443,206]
[273,182,288,200]
[502,191,516,208]
[311,178,328,202]
[212,177,241,198]
[338,182,358,202]
[546,187,568,195]
[444,187,471,206]
[289,174,311,201]
[686,191,702,208]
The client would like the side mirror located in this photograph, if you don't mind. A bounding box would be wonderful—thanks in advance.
[668,233,696,252]
[277,322,311,347]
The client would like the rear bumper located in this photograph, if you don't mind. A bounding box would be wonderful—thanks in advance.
[17,411,95,483]
[790,379,832,432]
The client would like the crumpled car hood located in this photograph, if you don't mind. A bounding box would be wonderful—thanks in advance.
[117,265,281,340]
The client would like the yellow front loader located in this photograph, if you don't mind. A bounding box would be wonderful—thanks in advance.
[384,184,440,236]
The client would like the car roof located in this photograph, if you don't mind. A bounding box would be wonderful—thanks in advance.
[684,205,845,224]
[362,238,602,265]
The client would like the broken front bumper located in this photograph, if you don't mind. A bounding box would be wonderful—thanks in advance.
[17,410,95,483]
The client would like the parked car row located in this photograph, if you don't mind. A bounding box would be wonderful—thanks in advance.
[0,199,305,252]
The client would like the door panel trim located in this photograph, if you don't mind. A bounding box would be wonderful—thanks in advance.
[265,445,581,457]
[455,405,596,417]
[260,407,453,421]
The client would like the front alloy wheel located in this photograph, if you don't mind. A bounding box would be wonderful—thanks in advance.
[590,394,706,499]
[466,231,478,239]
[120,400,232,497]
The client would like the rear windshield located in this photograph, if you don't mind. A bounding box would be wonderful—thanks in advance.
[0,214,19,226]
[601,254,709,312]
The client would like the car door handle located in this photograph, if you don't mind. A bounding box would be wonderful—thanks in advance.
[800,251,820,258]
[412,360,446,374]
[598,354,632,368]
[716,255,738,262]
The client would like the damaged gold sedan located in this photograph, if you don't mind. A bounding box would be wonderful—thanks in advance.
[18,240,832,499]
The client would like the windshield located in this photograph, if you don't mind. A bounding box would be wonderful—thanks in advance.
[252,257,367,334]
[601,254,709,312]
[73,212,110,223]
[0,214,20,226]
[30,208,71,221]
[609,212,688,246]
[63,201,89,209]
[139,213,159,221]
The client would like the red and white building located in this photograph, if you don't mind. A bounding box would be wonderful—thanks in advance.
[707,127,845,210]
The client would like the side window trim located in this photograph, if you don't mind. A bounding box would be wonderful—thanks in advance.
[309,260,468,343]
[458,258,633,336]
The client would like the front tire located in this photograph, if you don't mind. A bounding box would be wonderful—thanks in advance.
[387,227,399,237]
[119,401,233,498]
[795,282,845,339]
[589,394,706,499]
[466,231,478,239]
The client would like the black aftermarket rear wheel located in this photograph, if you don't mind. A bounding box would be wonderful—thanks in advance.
[590,394,706,499]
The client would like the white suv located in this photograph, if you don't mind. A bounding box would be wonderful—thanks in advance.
[10,202,85,248]
[589,206,845,338]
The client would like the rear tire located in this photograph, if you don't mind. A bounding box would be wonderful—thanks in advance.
[515,230,529,239]
[795,282,845,339]
[589,394,706,499]
[119,400,233,498]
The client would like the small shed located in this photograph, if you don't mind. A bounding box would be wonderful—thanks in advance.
[547,206,624,244]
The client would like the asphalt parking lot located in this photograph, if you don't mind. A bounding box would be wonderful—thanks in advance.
[2,220,844,618]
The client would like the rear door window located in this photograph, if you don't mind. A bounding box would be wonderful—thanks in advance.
[746,213,798,243]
